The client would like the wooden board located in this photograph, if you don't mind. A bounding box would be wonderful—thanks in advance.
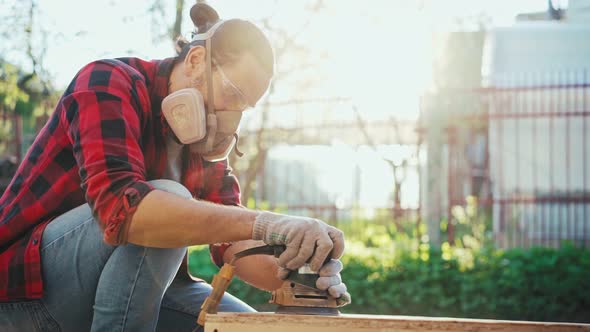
[204,313,590,332]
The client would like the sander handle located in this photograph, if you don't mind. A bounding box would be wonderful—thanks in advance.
[235,244,332,266]
[197,263,234,326]
[232,244,286,260]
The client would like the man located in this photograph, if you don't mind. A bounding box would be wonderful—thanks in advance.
[0,4,349,331]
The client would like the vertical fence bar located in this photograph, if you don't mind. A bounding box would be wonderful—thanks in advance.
[527,73,538,246]
[550,71,557,247]
[483,91,492,244]
[554,73,559,246]
[498,85,505,248]
[576,70,582,247]
[540,73,547,247]
[516,72,531,248]
[565,71,575,243]
[447,126,455,245]
[554,89,560,248]
[542,73,548,247]
[584,69,588,248]
[515,73,521,248]
[571,71,584,246]
[564,71,569,246]
[533,73,547,246]
[559,71,565,247]
[532,72,539,247]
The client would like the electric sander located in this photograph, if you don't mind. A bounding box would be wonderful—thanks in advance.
[197,244,346,326]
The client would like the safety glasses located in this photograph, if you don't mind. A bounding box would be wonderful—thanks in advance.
[213,59,251,111]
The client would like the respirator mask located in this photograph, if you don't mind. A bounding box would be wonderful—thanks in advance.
[161,20,244,162]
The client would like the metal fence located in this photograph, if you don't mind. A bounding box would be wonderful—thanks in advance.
[241,71,590,249]
[247,152,421,228]
[439,71,590,248]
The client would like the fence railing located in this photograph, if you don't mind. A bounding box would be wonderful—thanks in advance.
[428,71,590,248]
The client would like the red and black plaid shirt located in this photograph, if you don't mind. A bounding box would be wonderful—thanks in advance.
[0,57,240,301]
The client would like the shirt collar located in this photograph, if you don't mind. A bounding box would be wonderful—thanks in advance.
[149,57,177,139]
[150,57,176,108]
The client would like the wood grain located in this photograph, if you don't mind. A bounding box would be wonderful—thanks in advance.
[204,313,590,332]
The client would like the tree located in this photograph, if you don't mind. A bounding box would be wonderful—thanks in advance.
[352,105,419,233]
[0,0,56,163]
[230,1,333,205]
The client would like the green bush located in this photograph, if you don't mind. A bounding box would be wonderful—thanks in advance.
[188,244,590,323]
[341,244,590,323]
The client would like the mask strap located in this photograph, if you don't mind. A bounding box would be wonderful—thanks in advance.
[233,133,244,157]
[204,35,217,152]
[192,20,224,41]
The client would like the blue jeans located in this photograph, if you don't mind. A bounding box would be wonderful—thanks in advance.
[0,179,254,332]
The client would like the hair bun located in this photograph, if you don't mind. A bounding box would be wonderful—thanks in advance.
[190,3,220,33]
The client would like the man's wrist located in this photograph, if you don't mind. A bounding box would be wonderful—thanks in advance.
[252,211,272,241]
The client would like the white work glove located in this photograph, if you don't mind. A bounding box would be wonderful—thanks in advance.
[252,211,345,272]
[276,259,351,306]
[316,259,351,306]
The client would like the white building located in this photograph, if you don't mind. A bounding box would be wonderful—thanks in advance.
[483,0,590,247]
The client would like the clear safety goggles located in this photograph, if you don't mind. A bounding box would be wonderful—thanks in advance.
[213,59,251,111]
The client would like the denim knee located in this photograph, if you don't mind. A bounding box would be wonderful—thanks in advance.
[148,179,192,199]
[133,245,187,278]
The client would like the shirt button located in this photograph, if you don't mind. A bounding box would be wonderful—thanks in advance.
[32,238,38,245]
[125,189,139,206]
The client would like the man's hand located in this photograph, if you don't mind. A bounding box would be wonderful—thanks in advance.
[252,211,345,272]
[316,259,351,305]
[277,259,351,306]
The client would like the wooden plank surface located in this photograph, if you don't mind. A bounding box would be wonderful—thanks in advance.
[204,313,590,332]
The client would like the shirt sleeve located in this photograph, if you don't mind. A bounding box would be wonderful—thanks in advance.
[202,159,241,206]
[61,61,154,246]
[202,159,242,267]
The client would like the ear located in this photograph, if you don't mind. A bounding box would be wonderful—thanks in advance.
[184,45,207,80]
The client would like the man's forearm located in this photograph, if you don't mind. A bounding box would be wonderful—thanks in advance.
[127,189,257,248]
